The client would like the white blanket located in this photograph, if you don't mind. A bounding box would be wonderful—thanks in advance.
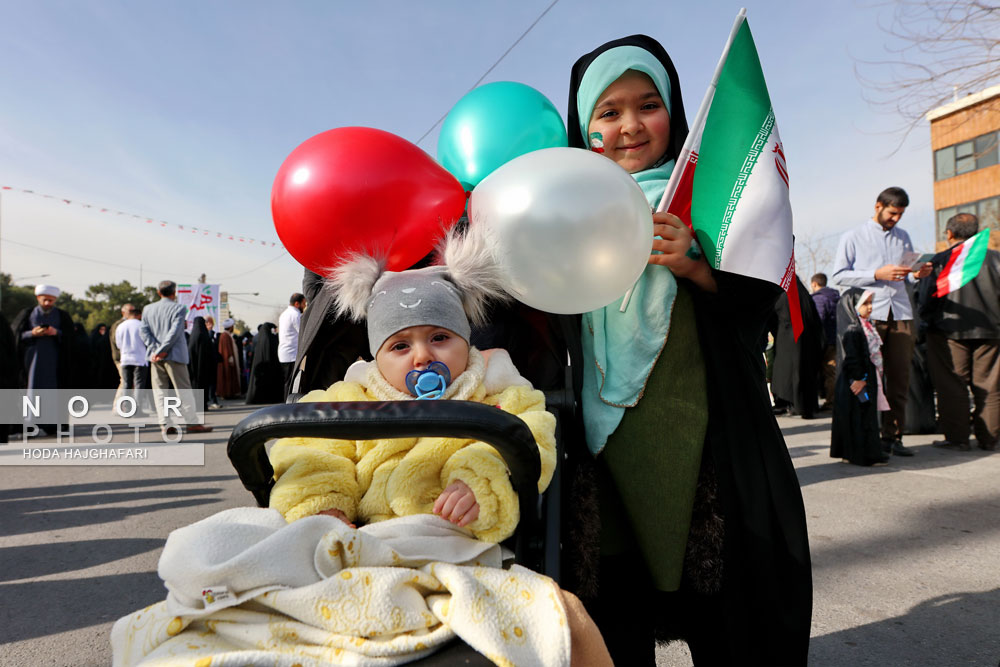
[111,508,570,666]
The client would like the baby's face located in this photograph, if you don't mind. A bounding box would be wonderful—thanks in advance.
[588,69,670,174]
[376,325,469,394]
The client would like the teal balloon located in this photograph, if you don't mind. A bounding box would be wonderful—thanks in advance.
[437,81,568,189]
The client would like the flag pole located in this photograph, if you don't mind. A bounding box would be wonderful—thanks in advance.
[655,7,746,214]
[620,8,747,313]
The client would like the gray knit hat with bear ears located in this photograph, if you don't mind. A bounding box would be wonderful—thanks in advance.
[327,226,510,356]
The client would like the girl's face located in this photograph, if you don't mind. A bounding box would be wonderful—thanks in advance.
[858,295,873,320]
[587,69,670,174]
[375,325,469,395]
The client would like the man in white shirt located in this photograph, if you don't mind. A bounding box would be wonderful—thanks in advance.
[115,304,150,413]
[278,293,306,390]
[832,187,933,456]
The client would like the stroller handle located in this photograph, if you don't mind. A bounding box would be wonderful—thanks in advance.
[227,400,542,528]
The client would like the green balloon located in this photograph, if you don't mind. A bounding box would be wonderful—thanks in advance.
[437,81,568,189]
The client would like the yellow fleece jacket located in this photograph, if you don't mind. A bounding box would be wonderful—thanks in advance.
[268,348,556,543]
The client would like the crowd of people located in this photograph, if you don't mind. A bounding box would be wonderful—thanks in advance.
[770,188,999,467]
[4,279,310,438]
[11,33,997,666]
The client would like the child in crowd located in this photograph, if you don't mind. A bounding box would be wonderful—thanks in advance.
[830,289,891,466]
[562,35,811,665]
[267,229,556,544]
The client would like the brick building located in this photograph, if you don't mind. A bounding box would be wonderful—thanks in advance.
[928,84,1000,250]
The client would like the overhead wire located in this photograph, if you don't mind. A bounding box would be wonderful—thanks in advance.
[1,237,183,276]
[217,250,292,280]
[413,0,561,147]
[227,294,282,308]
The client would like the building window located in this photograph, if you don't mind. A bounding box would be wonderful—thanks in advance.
[936,195,1000,241]
[955,140,976,174]
[981,196,999,232]
[975,132,998,169]
[935,146,955,180]
[934,130,1000,180]
[937,207,956,239]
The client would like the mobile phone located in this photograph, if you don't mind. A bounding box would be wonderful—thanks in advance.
[910,253,935,270]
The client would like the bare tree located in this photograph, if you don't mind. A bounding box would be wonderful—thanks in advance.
[856,0,1000,142]
[795,233,837,284]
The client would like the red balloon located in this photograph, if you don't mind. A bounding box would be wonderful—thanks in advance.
[272,127,467,274]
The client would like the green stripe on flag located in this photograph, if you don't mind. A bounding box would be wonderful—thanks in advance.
[692,20,773,268]
[961,228,990,284]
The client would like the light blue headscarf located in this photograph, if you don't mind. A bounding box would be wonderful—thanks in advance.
[577,46,679,455]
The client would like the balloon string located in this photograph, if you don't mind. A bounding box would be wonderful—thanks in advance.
[620,283,636,312]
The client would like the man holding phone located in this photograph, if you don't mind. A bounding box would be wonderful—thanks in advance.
[833,187,933,456]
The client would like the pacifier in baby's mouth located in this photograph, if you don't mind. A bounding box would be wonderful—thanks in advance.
[405,361,451,400]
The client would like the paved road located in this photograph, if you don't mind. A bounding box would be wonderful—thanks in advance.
[2,403,998,665]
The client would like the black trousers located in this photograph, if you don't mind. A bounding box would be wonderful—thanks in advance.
[586,553,734,666]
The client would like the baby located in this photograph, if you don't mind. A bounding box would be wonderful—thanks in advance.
[267,230,556,543]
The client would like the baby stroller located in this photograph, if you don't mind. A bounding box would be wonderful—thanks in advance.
[228,359,575,665]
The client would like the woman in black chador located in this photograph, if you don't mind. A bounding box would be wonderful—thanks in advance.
[187,316,218,411]
[90,323,120,389]
[831,289,890,466]
[770,274,825,418]
[245,322,282,404]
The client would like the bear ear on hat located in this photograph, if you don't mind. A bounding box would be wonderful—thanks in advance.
[441,223,510,328]
[325,254,386,322]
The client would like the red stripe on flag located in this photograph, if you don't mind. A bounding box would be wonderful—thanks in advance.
[935,244,961,297]
[787,275,803,341]
[784,253,803,341]
[666,151,698,231]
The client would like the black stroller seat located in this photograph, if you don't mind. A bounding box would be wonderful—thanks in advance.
[227,397,567,665]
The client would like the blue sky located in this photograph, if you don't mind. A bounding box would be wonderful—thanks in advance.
[0,1,941,325]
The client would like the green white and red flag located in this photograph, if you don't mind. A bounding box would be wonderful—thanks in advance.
[658,9,801,336]
[935,228,991,297]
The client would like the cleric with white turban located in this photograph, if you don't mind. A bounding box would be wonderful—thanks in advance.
[34,284,61,298]
[13,281,74,415]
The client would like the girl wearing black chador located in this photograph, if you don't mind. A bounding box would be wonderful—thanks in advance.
[831,289,891,466]
[561,34,812,666]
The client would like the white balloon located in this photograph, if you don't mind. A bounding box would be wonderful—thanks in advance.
[469,147,652,314]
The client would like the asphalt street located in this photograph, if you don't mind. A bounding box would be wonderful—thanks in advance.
[1,402,998,666]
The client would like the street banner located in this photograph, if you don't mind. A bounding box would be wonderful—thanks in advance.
[178,283,221,330]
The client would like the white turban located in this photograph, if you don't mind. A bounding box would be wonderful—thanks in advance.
[222,318,235,329]
[35,284,61,298]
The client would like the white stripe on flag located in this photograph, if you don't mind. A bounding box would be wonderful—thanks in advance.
[949,242,970,293]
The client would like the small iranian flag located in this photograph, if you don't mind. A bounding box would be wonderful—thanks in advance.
[658,9,801,334]
[936,228,991,297]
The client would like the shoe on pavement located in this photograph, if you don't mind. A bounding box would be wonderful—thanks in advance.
[933,439,971,451]
[891,440,915,456]
[976,440,996,451]
[186,424,214,434]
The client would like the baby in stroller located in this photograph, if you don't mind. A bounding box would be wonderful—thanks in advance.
[268,228,556,544]
[111,229,611,667]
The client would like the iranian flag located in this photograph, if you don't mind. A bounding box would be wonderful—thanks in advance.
[936,228,991,297]
[658,9,801,335]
